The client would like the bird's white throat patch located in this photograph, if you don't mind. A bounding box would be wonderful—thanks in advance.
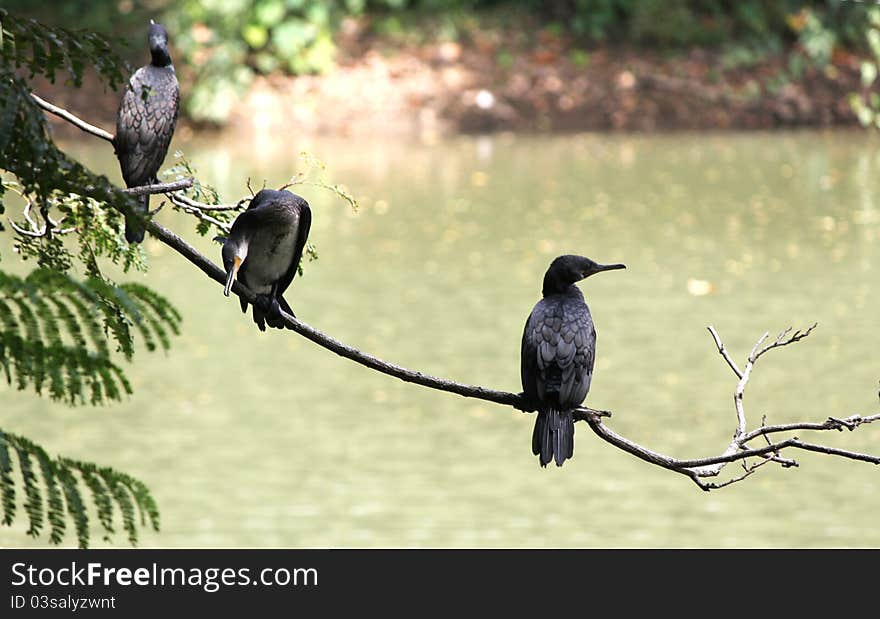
[235,239,249,263]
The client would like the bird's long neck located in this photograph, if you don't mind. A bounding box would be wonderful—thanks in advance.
[151,48,172,67]
[230,236,249,263]
[542,268,581,297]
[542,282,583,300]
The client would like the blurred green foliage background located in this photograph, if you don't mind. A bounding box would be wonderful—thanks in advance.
[4,1,875,122]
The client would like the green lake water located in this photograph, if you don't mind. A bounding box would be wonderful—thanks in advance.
[1,129,878,548]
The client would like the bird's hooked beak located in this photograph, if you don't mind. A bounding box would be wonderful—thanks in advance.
[587,262,626,277]
[224,255,242,297]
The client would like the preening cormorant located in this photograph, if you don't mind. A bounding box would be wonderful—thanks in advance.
[520,255,625,467]
[114,20,180,243]
[221,189,312,331]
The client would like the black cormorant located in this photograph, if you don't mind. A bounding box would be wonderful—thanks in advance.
[520,254,625,467]
[221,189,312,331]
[114,20,180,243]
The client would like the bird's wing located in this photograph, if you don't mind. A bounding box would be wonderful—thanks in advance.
[115,72,147,185]
[275,201,311,299]
[114,67,179,187]
[522,299,595,409]
[520,305,543,406]
[561,308,595,407]
[228,207,261,236]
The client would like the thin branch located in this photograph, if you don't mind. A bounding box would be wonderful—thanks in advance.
[741,414,880,442]
[8,197,49,238]
[8,219,46,238]
[707,325,743,379]
[692,456,777,490]
[23,199,39,231]
[148,221,524,406]
[789,438,880,464]
[31,92,115,143]
[169,192,250,212]
[683,326,878,488]
[752,324,818,362]
[753,414,799,467]
[122,178,194,196]
[167,193,234,231]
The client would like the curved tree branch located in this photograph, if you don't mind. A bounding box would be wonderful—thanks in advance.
[31,94,880,491]
[146,219,533,409]
[31,92,115,143]
[166,193,236,231]
[169,192,251,212]
[145,218,879,491]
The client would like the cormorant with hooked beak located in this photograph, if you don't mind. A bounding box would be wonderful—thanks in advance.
[520,254,625,467]
[221,189,312,331]
[114,20,179,243]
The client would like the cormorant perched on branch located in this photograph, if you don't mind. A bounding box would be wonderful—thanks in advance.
[114,20,179,243]
[221,189,312,332]
[521,255,625,467]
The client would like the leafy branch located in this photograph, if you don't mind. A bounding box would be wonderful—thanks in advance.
[0,429,159,547]
[0,269,181,405]
[0,12,177,549]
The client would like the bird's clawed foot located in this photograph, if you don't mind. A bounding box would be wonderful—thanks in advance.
[255,294,286,329]
[514,393,538,413]
[254,294,280,317]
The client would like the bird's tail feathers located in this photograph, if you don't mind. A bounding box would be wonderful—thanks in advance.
[251,311,267,332]
[124,193,149,244]
[250,301,267,332]
[250,294,295,331]
[276,295,296,321]
[262,294,295,330]
[532,408,575,467]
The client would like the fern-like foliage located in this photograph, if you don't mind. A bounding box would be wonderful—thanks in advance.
[0,269,180,405]
[0,12,184,548]
[0,429,159,547]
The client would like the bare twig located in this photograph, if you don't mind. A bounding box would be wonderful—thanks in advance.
[752,324,818,362]
[8,219,46,238]
[707,325,743,379]
[167,193,234,231]
[31,92,115,143]
[122,178,194,196]
[8,196,53,238]
[692,455,778,490]
[169,192,251,212]
[678,326,878,489]
[741,415,878,442]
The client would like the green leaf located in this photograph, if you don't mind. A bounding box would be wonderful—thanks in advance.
[869,29,880,60]
[272,17,315,61]
[0,430,159,548]
[861,61,878,88]
[255,0,286,27]
[242,23,269,49]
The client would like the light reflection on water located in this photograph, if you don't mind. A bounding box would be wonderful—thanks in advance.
[1,130,878,548]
